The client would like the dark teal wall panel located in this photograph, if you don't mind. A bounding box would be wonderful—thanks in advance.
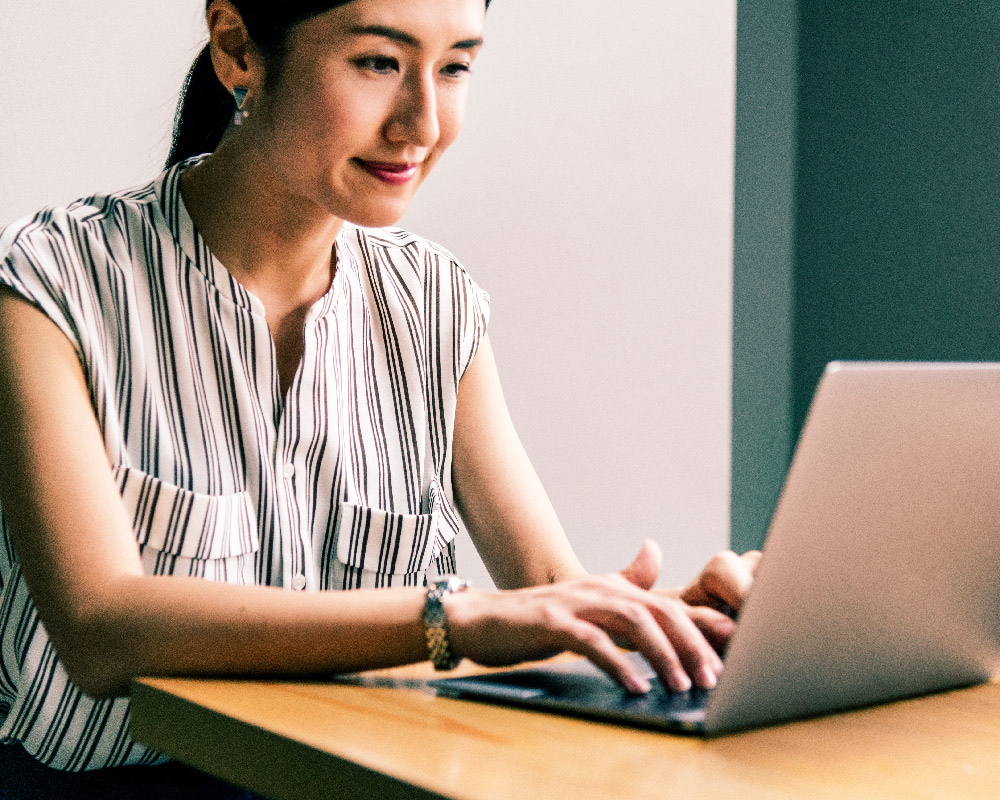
[733,1,1000,550]
[731,0,799,552]
[794,2,1000,429]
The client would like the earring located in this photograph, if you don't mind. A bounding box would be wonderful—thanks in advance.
[233,87,249,125]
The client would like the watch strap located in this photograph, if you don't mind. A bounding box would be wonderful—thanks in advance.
[424,577,469,670]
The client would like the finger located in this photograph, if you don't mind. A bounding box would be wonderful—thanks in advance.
[685,604,737,652]
[705,552,754,610]
[646,598,725,689]
[619,539,662,591]
[682,550,755,612]
[581,576,722,690]
[742,550,763,575]
[557,617,652,694]
[588,598,694,693]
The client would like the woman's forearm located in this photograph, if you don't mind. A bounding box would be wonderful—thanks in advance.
[66,577,429,698]
[452,337,589,589]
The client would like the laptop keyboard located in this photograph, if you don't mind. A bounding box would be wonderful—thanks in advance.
[621,677,713,714]
[431,662,715,731]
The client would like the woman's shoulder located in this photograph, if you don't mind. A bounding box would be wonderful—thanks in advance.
[0,180,164,348]
[344,224,490,334]
[0,180,159,269]
[342,223,482,287]
[346,224,457,260]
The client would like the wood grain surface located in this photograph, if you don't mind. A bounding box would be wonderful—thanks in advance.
[131,661,1000,800]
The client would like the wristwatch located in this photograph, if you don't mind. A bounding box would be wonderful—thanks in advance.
[423,576,470,670]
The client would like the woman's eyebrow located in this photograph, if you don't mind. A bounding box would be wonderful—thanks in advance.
[348,24,484,51]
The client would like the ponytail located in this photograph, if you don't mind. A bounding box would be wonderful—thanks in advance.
[166,45,235,168]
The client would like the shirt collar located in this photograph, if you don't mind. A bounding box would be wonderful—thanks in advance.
[153,156,351,321]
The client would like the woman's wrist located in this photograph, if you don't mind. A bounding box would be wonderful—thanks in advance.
[545,564,590,585]
[437,585,492,664]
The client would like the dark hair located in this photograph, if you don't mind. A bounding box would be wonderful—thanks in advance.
[167,0,491,168]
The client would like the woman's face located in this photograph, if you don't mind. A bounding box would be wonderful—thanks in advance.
[246,0,485,228]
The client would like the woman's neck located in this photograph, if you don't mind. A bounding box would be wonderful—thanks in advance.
[179,145,343,395]
[178,145,342,310]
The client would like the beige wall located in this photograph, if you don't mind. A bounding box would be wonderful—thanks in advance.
[403,0,736,587]
[0,0,736,588]
[0,2,206,224]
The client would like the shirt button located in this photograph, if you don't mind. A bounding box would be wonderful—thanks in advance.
[282,463,295,479]
[291,574,307,591]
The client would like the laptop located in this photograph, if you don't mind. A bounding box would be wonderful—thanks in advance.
[430,362,1000,735]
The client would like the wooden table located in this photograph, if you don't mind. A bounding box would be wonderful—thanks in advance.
[130,661,1000,800]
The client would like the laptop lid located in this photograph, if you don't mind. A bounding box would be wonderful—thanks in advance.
[703,361,1000,732]
[432,362,1000,734]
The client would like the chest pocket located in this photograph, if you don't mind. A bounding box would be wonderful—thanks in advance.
[335,481,451,587]
[113,466,259,583]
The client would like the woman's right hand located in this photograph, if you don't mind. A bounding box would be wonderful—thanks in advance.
[442,542,728,695]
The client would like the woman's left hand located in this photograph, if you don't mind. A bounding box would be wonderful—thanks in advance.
[677,549,762,618]
[620,541,759,652]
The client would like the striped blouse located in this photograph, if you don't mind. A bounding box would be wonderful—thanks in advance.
[0,157,490,770]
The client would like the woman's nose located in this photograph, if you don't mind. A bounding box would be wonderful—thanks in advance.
[386,72,440,148]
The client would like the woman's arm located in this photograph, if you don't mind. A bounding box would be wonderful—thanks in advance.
[0,288,431,697]
[0,291,725,698]
[451,334,587,588]
[451,336,760,596]
[450,335,758,636]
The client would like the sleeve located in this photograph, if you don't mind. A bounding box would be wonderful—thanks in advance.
[452,259,491,380]
[0,215,88,360]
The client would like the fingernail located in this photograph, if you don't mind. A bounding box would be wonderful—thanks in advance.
[628,676,652,694]
[699,665,718,689]
[671,673,692,693]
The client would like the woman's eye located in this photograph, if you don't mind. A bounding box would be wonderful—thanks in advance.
[356,56,399,74]
[442,63,471,79]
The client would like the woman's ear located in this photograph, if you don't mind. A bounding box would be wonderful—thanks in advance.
[206,0,263,96]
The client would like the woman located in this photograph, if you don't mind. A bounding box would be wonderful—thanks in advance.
[0,0,758,795]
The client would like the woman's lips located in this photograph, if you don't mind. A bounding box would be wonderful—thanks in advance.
[355,159,420,186]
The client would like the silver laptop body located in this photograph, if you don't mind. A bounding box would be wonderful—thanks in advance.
[432,362,1000,734]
